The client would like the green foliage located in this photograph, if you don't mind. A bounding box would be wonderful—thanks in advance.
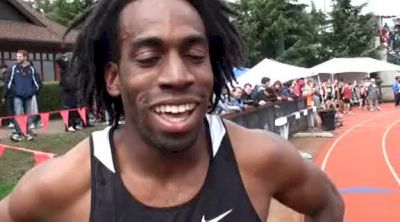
[328,0,380,59]
[27,0,94,26]
[36,81,63,112]
[234,0,328,68]
[235,0,381,68]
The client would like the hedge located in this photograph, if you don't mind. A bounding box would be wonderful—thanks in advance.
[0,82,63,118]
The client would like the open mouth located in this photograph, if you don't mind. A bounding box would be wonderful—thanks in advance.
[153,103,197,125]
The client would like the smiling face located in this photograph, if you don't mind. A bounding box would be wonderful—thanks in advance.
[105,0,213,153]
[16,52,27,64]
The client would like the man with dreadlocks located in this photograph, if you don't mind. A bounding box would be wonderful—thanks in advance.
[0,0,344,221]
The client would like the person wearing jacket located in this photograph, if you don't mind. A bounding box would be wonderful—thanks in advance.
[3,50,41,141]
[392,76,400,107]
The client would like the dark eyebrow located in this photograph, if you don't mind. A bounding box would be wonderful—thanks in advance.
[129,34,208,50]
[182,34,208,47]
[129,37,164,50]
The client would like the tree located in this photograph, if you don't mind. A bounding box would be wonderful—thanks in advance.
[26,0,94,26]
[234,0,327,68]
[327,0,381,59]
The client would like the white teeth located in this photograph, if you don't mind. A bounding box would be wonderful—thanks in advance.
[178,105,186,113]
[171,106,179,113]
[154,103,196,114]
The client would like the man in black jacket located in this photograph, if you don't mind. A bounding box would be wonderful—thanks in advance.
[56,53,82,132]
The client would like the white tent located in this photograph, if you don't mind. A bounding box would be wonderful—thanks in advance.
[311,57,400,76]
[235,58,314,87]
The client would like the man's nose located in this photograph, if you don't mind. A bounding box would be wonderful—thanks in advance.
[158,52,195,90]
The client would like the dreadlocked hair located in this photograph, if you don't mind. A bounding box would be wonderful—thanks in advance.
[65,0,244,126]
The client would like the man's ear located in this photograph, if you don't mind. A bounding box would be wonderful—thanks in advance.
[105,62,121,97]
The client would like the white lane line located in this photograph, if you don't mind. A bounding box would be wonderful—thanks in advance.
[382,119,400,186]
[321,111,398,171]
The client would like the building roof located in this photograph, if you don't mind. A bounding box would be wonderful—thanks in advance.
[0,0,77,46]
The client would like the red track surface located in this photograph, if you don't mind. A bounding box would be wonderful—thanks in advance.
[315,103,400,221]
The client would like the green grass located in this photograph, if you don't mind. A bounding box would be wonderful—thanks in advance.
[0,126,102,199]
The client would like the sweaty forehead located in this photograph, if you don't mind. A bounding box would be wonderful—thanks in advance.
[119,0,206,40]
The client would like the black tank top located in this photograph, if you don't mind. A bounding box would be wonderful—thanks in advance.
[89,115,261,221]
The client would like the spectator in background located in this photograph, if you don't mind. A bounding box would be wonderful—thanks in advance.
[254,77,270,94]
[1,64,15,128]
[341,82,352,114]
[4,50,41,141]
[56,52,83,132]
[367,78,381,111]
[280,81,294,101]
[292,78,305,97]
[28,61,42,130]
[0,64,8,82]
[392,76,400,107]
[241,83,254,105]
[214,87,241,114]
[254,87,277,106]
[227,87,245,110]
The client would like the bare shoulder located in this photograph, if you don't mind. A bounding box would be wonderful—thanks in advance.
[6,138,91,221]
[223,119,300,161]
[223,119,310,190]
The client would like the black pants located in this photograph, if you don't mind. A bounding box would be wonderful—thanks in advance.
[395,93,400,106]
[61,89,80,128]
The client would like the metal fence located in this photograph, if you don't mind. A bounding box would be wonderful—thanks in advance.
[223,98,310,136]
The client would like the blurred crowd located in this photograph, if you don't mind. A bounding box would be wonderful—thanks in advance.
[216,76,383,115]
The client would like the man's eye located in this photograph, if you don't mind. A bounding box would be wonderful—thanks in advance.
[136,57,160,67]
[187,54,205,63]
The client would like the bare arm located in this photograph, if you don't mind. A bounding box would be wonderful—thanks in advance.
[0,139,91,222]
[224,120,343,221]
[268,134,344,221]
[0,196,12,222]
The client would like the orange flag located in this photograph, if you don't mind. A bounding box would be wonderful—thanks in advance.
[33,152,54,165]
[0,145,5,158]
[40,113,50,131]
[78,108,87,126]
[60,110,69,128]
[15,115,28,135]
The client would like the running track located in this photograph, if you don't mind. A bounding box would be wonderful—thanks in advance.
[315,103,400,221]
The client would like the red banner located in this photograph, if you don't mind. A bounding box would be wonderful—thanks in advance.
[0,145,5,157]
[34,152,54,165]
[40,113,50,130]
[60,110,69,128]
[78,108,87,126]
[15,115,28,135]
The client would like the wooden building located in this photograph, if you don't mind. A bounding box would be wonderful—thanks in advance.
[0,0,77,81]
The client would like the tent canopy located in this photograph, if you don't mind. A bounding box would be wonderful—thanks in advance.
[235,58,314,87]
[311,57,400,75]
[233,67,249,78]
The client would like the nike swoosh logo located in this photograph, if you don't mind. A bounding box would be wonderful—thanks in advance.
[201,209,233,222]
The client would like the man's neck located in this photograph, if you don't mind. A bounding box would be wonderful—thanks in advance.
[114,124,210,180]
[20,61,30,67]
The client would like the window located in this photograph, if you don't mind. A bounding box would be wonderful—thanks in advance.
[3,52,10,59]
[29,53,34,61]
[11,52,16,59]
[48,53,54,61]
[43,61,55,81]
[32,61,42,77]
[35,53,41,60]
[42,53,48,61]
[4,60,14,67]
